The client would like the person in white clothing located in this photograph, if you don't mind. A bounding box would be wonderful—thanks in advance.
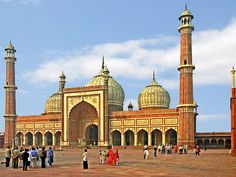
[82,149,88,169]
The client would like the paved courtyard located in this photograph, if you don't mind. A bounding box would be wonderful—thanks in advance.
[0,148,236,177]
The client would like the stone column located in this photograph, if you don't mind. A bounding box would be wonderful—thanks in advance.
[42,134,45,146]
[53,134,56,146]
[162,132,165,145]
[33,134,35,146]
[23,134,26,145]
[134,134,137,146]
[121,133,124,146]
[148,134,152,146]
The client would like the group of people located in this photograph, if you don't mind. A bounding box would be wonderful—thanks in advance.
[99,149,119,166]
[145,144,202,159]
[5,146,54,171]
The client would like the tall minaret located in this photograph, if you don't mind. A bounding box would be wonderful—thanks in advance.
[177,6,196,148]
[4,42,17,147]
[231,66,236,157]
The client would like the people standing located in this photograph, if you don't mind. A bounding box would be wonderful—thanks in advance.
[40,147,47,168]
[47,147,54,167]
[195,146,200,156]
[12,147,20,169]
[30,147,38,168]
[5,146,11,167]
[82,149,88,169]
[154,146,157,157]
[22,149,29,171]
[114,149,119,165]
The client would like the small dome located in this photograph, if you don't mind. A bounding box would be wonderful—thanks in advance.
[179,6,193,20]
[5,41,15,51]
[85,65,124,108]
[138,77,170,110]
[45,93,61,113]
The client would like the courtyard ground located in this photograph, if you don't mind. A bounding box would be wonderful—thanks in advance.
[0,148,236,177]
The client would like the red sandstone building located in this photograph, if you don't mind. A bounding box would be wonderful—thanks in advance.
[2,7,232,149]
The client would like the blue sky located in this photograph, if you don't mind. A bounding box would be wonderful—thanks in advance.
[0,0,235,132]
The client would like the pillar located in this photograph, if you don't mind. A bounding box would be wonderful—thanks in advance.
[148,134,152,146]
[33,134,35,146]
[121,133,124,146]
[162,132,165,145]
[134,134,137,146]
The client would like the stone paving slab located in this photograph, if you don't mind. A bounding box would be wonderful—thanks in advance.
[0,149,235,177]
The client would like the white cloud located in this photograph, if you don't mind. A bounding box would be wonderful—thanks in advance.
[0,0,42,5]
[197,114,227,121]
[22,19,236,88]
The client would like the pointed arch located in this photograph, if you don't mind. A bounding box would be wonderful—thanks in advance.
[137,129,148,146]
[124,130,134,146]
[111,130,121,146]
[165,129,177,145]
[151,129,162,146]
[44,131,53,146]
[35,132,43,146]
[15,132,24,146]
[25,132,33,146]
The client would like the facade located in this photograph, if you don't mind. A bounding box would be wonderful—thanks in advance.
[2,7,231,149]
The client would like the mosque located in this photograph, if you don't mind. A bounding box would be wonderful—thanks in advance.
[2,7,232,150]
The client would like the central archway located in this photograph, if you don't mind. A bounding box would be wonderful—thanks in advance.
[85,124,98,145]
[165,129,177,145]
[137,129,148,146]
[69,101,98,145]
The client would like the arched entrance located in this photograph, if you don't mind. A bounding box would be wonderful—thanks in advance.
[197,139,203,146]
[15,132,23,146]
[204,139,210,146]
[151,129,162,146]
[137,129,148,146]
[111,130,121,146]
[44,132,53,146]
[124,130,134,146]
[69,101,98,145]
[225,139,231,148]
[54,131,61,146]
[25,132,33,146]
[85,124,98,145]
[35,132,43,146]
[165,129,177,145]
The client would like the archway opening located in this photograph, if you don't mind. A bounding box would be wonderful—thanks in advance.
[204,139,210,146]
[211,139,217,145]
[54,131,61,146]
[25,132,33,146]
[85,124,98,145]
[35,132,43,146]
[197,139,203,146]
[137,129,148,146]
[45,132,53,146]
[111,130,121,146]
[151,129,162,146]
[69,101,98,145]
[225,139,231,148]
[15,132,23,146]
[124,130,134,146]
[165,129,177,145]
[218,139,224,145]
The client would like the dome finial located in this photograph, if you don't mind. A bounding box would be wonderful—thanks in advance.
[102,56,105,69]
[153,70,156,81]
[185,3,187,10]
[232,66,235,88]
